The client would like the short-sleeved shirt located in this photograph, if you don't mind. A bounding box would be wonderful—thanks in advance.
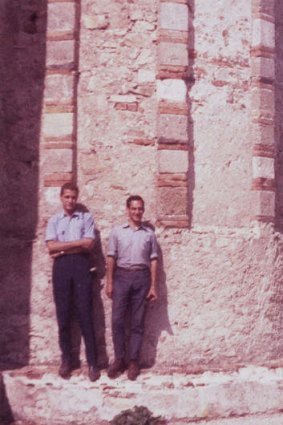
[107,223,158,269]
[45,210,95,242]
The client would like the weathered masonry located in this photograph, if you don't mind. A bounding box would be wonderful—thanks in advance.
[1,0,283,372]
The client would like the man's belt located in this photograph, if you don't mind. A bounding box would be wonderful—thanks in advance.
[116,266,149,272]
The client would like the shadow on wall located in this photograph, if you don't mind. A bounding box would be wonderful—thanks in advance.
[275,0,283,231]
[70,225,108,370]
[0,0,47,368]
[187,0,195,228]
[140,245,173,368]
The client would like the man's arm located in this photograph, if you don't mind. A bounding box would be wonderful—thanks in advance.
[146,258,158,301]
[47,238,95,258]
[106,256,116,299]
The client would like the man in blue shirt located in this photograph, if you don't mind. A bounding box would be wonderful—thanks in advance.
[45,182,100,381]
[106,195,158,380]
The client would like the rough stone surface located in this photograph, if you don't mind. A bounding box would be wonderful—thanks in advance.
[4,365,283,424]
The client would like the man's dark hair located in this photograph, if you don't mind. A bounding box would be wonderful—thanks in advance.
[60,181,79,196]
[126,195,145,209]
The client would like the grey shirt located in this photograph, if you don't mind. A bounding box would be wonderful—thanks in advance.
[45,210,95,242]
[107,223,158,269]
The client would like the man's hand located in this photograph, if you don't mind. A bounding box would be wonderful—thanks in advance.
[146,286,157,301]
[50,251,65,259]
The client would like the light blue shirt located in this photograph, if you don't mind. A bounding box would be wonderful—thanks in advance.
[45,210,95,242]
[107,223,158,269]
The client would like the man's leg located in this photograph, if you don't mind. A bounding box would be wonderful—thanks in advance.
[108,269,130,378]
[52,257,73,377]
[112,269,131,359]
[128,269,150,379]
[73,255,100,381]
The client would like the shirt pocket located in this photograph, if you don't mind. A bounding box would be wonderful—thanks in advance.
[69,217,85,240]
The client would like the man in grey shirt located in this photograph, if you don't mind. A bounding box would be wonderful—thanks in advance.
[106,195,158,380]
[45,181,100,382]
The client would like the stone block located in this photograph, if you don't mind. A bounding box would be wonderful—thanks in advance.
[157,79,187,102]
[44,74,74,103]
[253,190,275,218]
[252,157,274,179]
[42,113,74,138]
[46,40,75,67]
[158,149,188,173]
[137,69,155,84]
[158,42,188,67]
[42,149,73,174]
[44,187,60,208]
[158,114,188,142]
[159,3,189,31]
[158,186,187,215]
[251,124,274,148]
[251,86,274,116]
[252,0,275,17]
[252,19,275,49]
[251,57,275,82]
[47,2,76,33]
[82,14,109,30]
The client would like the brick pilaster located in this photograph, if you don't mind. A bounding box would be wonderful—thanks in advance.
[157,0,189,228]
[251,0,275,222]
[41,0,78,208]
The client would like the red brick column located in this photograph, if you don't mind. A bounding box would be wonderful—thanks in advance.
[251,0,275,222]
[156,0,189,228]
[41,0,78,204]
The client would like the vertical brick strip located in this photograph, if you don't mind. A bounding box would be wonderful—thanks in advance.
[42,0,78,193]
[157,1,189,228]
[251,0,275,222]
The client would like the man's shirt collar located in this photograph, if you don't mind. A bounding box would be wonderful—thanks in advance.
[122,222,148,231]
[59,210,81,219]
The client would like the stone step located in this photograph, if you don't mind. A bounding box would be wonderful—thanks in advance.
[2,365,283,424]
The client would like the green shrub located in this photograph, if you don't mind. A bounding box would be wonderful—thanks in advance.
[110,405,167,425]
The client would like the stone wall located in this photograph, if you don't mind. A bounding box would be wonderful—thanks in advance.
[1,0,283,371]
[275,0,283,229]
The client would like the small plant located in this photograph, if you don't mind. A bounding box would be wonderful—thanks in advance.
[110,405,167,425]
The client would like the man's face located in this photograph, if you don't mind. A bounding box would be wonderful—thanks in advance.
[128,200,144,225]
[60,189,78,215]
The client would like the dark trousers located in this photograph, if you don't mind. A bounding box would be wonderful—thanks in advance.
[112,268,150,361]
[52,254,97,367]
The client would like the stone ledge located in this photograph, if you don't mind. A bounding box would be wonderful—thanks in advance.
[44,103,75,113]
[48,0,77,3]
[160,0,188,4]
[250,47,274,58]
[158,100,188,115]
[157,215,189,227]
[157,66,189,80]
[3,366,283,424]
[47,32,76,41]
[253,144,275,158]
[157,173,188,188]
[252,177,275,191]
[44,172,74,187]
[158,29,188,44]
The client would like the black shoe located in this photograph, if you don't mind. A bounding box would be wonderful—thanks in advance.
[58,360,71,379]
[89,366,101,382]
[107,359,126,379]
[127,360,140,381]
